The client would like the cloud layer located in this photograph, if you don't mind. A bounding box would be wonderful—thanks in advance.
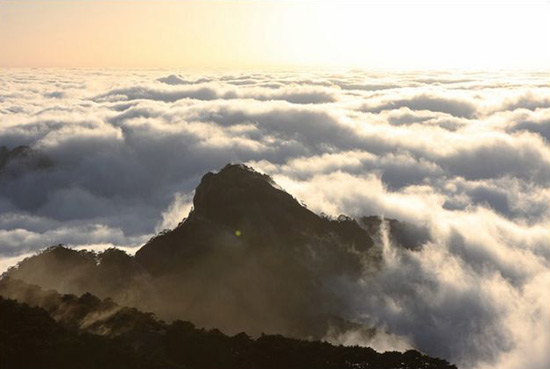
[1,68,549,369]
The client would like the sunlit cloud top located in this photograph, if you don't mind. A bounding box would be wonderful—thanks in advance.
[1,0,549,69]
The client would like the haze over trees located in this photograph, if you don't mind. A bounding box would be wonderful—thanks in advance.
[0,281,456,369]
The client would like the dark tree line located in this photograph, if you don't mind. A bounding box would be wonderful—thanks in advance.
[1,296,455,369]
[0,297,151,369]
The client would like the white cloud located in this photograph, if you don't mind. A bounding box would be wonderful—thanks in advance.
[1,69,549,369]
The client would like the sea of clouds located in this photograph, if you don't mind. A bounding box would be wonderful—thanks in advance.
[0,68,549,369]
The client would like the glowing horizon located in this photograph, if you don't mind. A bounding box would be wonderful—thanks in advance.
[1,1,549,70]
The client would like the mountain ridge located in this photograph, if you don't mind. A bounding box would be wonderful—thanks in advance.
[3,163,432,346]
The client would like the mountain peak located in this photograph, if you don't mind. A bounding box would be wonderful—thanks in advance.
[4,163,430,341]
[134,162,332,278]
[192,163,313,226]
[194,163,278,209]
[197,163,281,194]
[133,163,376,337]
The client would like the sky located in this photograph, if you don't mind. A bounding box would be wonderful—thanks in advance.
[1,0,549,70]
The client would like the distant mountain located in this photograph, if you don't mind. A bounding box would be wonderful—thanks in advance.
[4,164,431,340]
[0,145,52,178]
[0,278,456,369]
